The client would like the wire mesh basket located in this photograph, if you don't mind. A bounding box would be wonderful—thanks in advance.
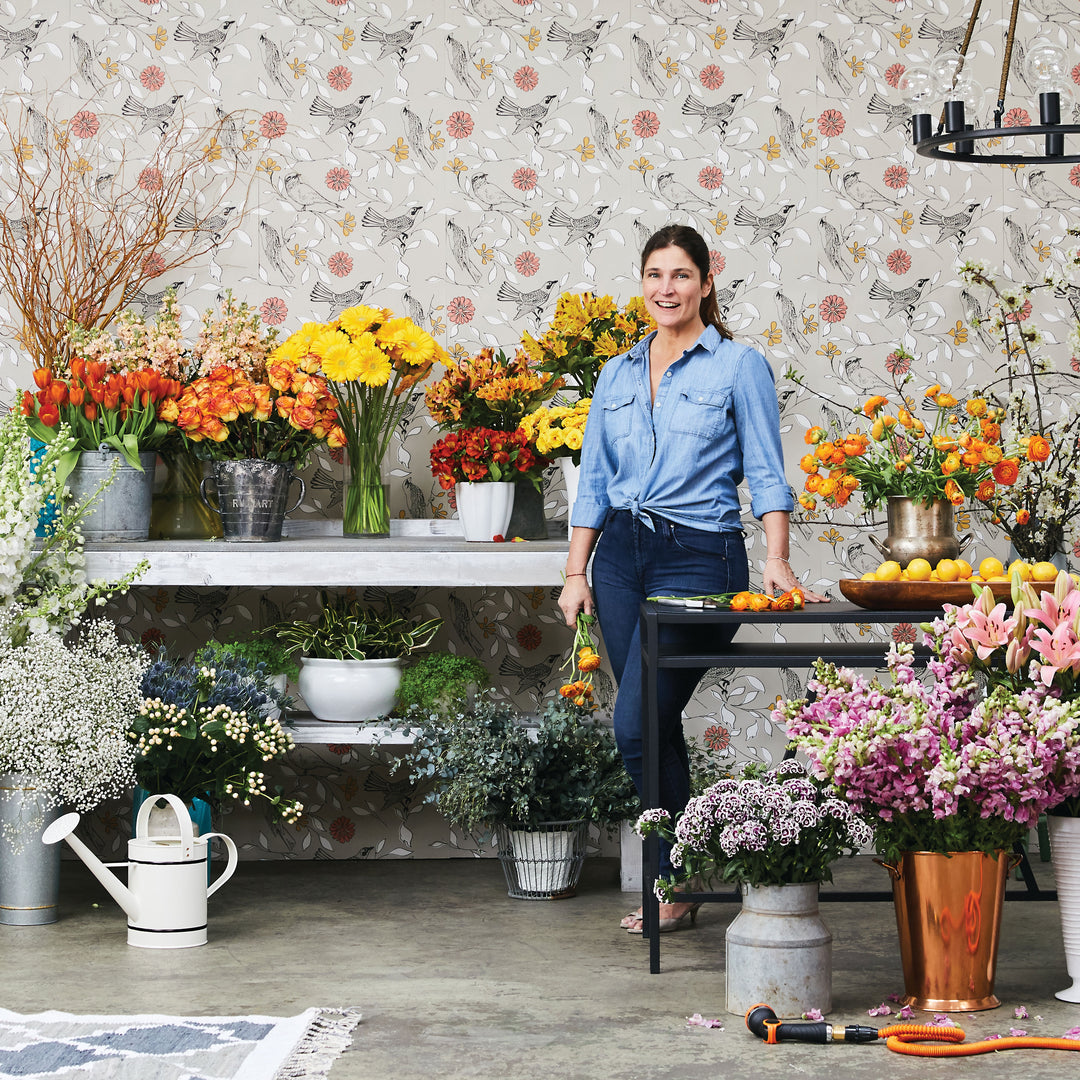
[495,819,588,900]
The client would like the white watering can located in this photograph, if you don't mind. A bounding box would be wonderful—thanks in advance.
[42,793,238,949]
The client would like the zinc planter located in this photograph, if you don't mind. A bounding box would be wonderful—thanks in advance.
[298,657,403,722]
[68,448,156,541]
[200,459,305,542]
[0,773,62,926]
[1048,816,1080,1003]
[868,496,969,567]
[725,882,832,1017]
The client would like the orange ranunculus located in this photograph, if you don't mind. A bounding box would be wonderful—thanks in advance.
[842,435,867,457]
[817,476,838,498]
[975,479,996,501]
[966,397,987,418]
[941,452,961,475]
[798,492,816,510]
[992,458,1020,485]
[870,418,885,440]
[924,383,941,398]
[882,414,897,428]
[799,453,819,474]
[983,444,1003,464]
[980,419,1001,442]
[961,451,982,468]
[896,408,913,428]
[937,393,958,409]
[1027,434,1051,462]
[815,441,835,462]
[910,419,926,438]
[944,478,964,506]
[804,426,825,444]
[1015,508,1031,525]
[840,473,860,491]
[804,473,822,493]
[862,395,888,417]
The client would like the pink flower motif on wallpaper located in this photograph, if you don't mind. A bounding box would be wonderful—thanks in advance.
[512,166,538,191]
[886,351,910,376]
[703,724,730,751]
[1004,298,1033,323]
[632,110,659,138]
[325,166,351,192]
[1004,108,1031,127]
[70,110,99,138]
[700,65,724,90]
[884,63,905,88]
[514,66,539,91]
[515,250,540,276]
[709,250,725,275]
[259,111,288,139]
[142,252,165,277]
[886,249,911,274]
[326,744,353,755]
[325,0,349,5]
[138,166,164,192]
[820,295,847,323]
[447,296,475,324]
[883,164,909,189]
[516,624,542,650]
[446,111,474,139]
[327,65,352,91]
[329,816,355,843]
[1070,164,1080,188]
[140,65,165,91]
[328,251,353,277]
[818,109,845,137]
[698,165,723,190]
[892,623,917,645]
[260,297,288,325]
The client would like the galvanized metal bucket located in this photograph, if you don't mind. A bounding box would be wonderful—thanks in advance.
[0,773,62,926]
[200,459,305,543]
[67,448,156,542]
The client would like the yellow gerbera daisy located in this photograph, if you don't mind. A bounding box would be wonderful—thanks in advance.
[353,337,393,386]
[340,305,387,339]
[388,321,437,365]
[320,339,365,382]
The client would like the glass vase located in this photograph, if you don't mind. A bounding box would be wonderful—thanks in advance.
[150,448,222,540]
[344,448,390,537]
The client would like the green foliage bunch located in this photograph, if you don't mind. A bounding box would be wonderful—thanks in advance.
[395,651,490,714]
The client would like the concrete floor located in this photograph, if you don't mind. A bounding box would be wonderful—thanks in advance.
[4,855,1080,1079]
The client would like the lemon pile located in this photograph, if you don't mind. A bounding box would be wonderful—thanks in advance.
[863,556,1063,584]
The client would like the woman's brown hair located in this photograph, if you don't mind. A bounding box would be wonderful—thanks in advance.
[640,224,732,340]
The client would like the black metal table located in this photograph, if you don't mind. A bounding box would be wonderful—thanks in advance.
[637,599,1054,973]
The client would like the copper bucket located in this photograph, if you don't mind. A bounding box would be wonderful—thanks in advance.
[877,850,1014,1011]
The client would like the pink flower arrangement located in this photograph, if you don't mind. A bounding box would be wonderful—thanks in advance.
[777,571,1080,859]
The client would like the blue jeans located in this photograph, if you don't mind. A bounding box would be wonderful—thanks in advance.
[592,510,749,880]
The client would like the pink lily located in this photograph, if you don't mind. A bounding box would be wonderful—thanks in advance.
[1026,585,1080,634]
[1030,623,1080,685]
[956,602,1018,661]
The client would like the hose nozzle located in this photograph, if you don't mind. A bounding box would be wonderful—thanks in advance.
[745,1004,879,1045]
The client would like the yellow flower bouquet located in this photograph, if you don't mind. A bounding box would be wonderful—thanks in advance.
[520,398,591,467]
[271,305,444,536]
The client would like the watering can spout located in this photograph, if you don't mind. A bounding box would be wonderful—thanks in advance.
[41,813,140,922]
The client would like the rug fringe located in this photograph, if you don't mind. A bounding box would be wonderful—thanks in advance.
[274,1007,362,1080]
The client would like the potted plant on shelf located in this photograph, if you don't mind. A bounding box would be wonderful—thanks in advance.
[383,693,639,899]
[202,635,301,699]
[273,305,445,537]
[266,593,442,723]
[394,651,490,715]
[776,571,1080,1011]
[636,760,871,1016]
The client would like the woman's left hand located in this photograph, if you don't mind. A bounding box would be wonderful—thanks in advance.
[764,559,830,603]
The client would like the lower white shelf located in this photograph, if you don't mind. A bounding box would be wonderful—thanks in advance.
[287,715,415,746]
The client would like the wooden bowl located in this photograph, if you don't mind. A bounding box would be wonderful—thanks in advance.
[838,578,1055,611]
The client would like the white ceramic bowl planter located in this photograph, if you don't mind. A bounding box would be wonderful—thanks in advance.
[298,657,403,722]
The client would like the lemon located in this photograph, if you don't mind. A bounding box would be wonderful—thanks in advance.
[1031,561,1060,582]
[936,558,960,582]
[1007,559,1032,581]
[875,560,902,582]
[955,558,973,580]
[978,556,1005,580]
[906,557,932,581]
[860,571,877,581]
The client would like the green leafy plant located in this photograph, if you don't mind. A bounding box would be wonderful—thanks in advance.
[382,694,639,832]
[395,651,490,714]
[203,636,300,683]
[266,592,442,660]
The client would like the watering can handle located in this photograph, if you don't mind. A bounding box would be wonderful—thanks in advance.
[286,475,306,516]
[202,832,239,897]
[134,793,196,857]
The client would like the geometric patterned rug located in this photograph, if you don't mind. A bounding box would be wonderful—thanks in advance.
[0,1007,362,1079]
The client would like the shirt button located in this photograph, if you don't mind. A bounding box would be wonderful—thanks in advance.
[665,371,672,377]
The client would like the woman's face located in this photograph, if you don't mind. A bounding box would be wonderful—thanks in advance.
[641,244,713,335]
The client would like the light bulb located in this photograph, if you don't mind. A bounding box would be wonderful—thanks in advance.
[898,65,934,111]
[930,53,967,96]
[1024,41,1069,93]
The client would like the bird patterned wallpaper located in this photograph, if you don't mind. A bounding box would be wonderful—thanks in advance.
[1,0,1078,861]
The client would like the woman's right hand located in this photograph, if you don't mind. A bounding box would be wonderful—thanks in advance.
[558,575,593,627]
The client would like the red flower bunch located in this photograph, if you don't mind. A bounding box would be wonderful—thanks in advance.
[166,357,346,463]
[22,358,182,483]
[429,426,548,489]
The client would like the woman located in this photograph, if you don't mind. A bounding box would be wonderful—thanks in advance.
[558,224,826,934]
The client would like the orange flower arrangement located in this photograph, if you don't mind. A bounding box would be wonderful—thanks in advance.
[558,611,601,710]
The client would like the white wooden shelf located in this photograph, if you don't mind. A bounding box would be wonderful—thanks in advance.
[287,716,415,746]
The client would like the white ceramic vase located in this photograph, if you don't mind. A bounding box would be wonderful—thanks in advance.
[725,882,832,1017]
[560,458,580,539]
[508,828,576,895]
[1049,815,1080,1002]
[455,481,514,542]
[298,656,403,722]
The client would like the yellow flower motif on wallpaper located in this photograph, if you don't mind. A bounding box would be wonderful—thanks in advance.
[803,309,819,335]
[848,241,867,262]
[429,129,445,150]
[1034,240,1052,261]
[816,156,838,174]
[801,126,817,148]
[289,243,307,265]
[202,137,223,162]
[662,57,679,78]
[73,156,91,176]
[847,56,865,76]
[817,341,841,362]
[629,157,652,174]
[896,210,914,233]
[525,587,545,610]
[895,24,913,47]
[760,136,781,160]
[475,57,493,79]
[243,128,260,151]
[709,212,728,235]
[101,57,119,78]
[444,158,467,175]
[818,527,844,548]
[762,322,782,346]
[387,137,409,162]
[947,320,968,344]
[616,126,631,149]
[289,58,306,79]
[476,244,495,264]
[338,212,356,237]
[525,212,543,236]
[430,315,445,335]
[17,137,32,161]
[151,27,167,50]
[448,342,468,362]
[524,28,541,51]
[336,28,355,50]
[258,157,280,175]
[711,27,727,49]
[574,136,596,160]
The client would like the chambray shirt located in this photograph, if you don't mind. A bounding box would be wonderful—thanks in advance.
[570,325,794,533]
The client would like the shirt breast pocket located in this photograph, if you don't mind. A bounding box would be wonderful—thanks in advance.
[670,388,731,440]
[602,394,636,441]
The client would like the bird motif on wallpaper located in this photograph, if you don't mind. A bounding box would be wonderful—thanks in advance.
[363,769,422,815]
[122,283,185,319]
[548,19,607,65]
[713,278,746,320]
[731,17,794,64]
[865,92,913,134]
[1003,216,1039,280]
[402,292,427,330]
[773,103,806,165]
[0,18,46,62]
[653,171,713,211]
[172,586,232,627]
[548,205,608,249]
[817,32,847,91]
[917,17,968,55]
[259,221,295,284]
[25,105,50,157]
[308,95,373,140]
[359,19,423,66]
[463,172,524,213]
[282,172,341,213]
[837,0,890,22]
[1026,0,1080,19]
[361,205,423,250]
[446,34,481,97]
[258,34,294,99]
[213,107,247,161]
[498,653,564,701]
[0,212,36,248]
[447,218,482,283]
[959,288,997,353]
[402,105,436,168]
[494,94,558,139]
[868,277,932,322]
[587,106,621,165]
[462,0,521,25]
[1024,170,1077,209]
[444,593,487,656]
[121,94,183,135]
[311,280,372,319]
[919,202,980,247]
[733,203,797,251]
[648,0,710,24]
[630,34,667,97]
[838,171,897,212]
[71,33,104,93]
[307,463,343,509]
[818,216,852,281]
[87,0,143,25]
[496,279,560,323]
[681,92,742,137]
[174,20,235,66]
[775,290,810,354]
[402,477,429,520]
[173,206,236,243]
[274,0,341,28]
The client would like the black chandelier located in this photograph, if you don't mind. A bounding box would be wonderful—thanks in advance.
[902,0,1080,165]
